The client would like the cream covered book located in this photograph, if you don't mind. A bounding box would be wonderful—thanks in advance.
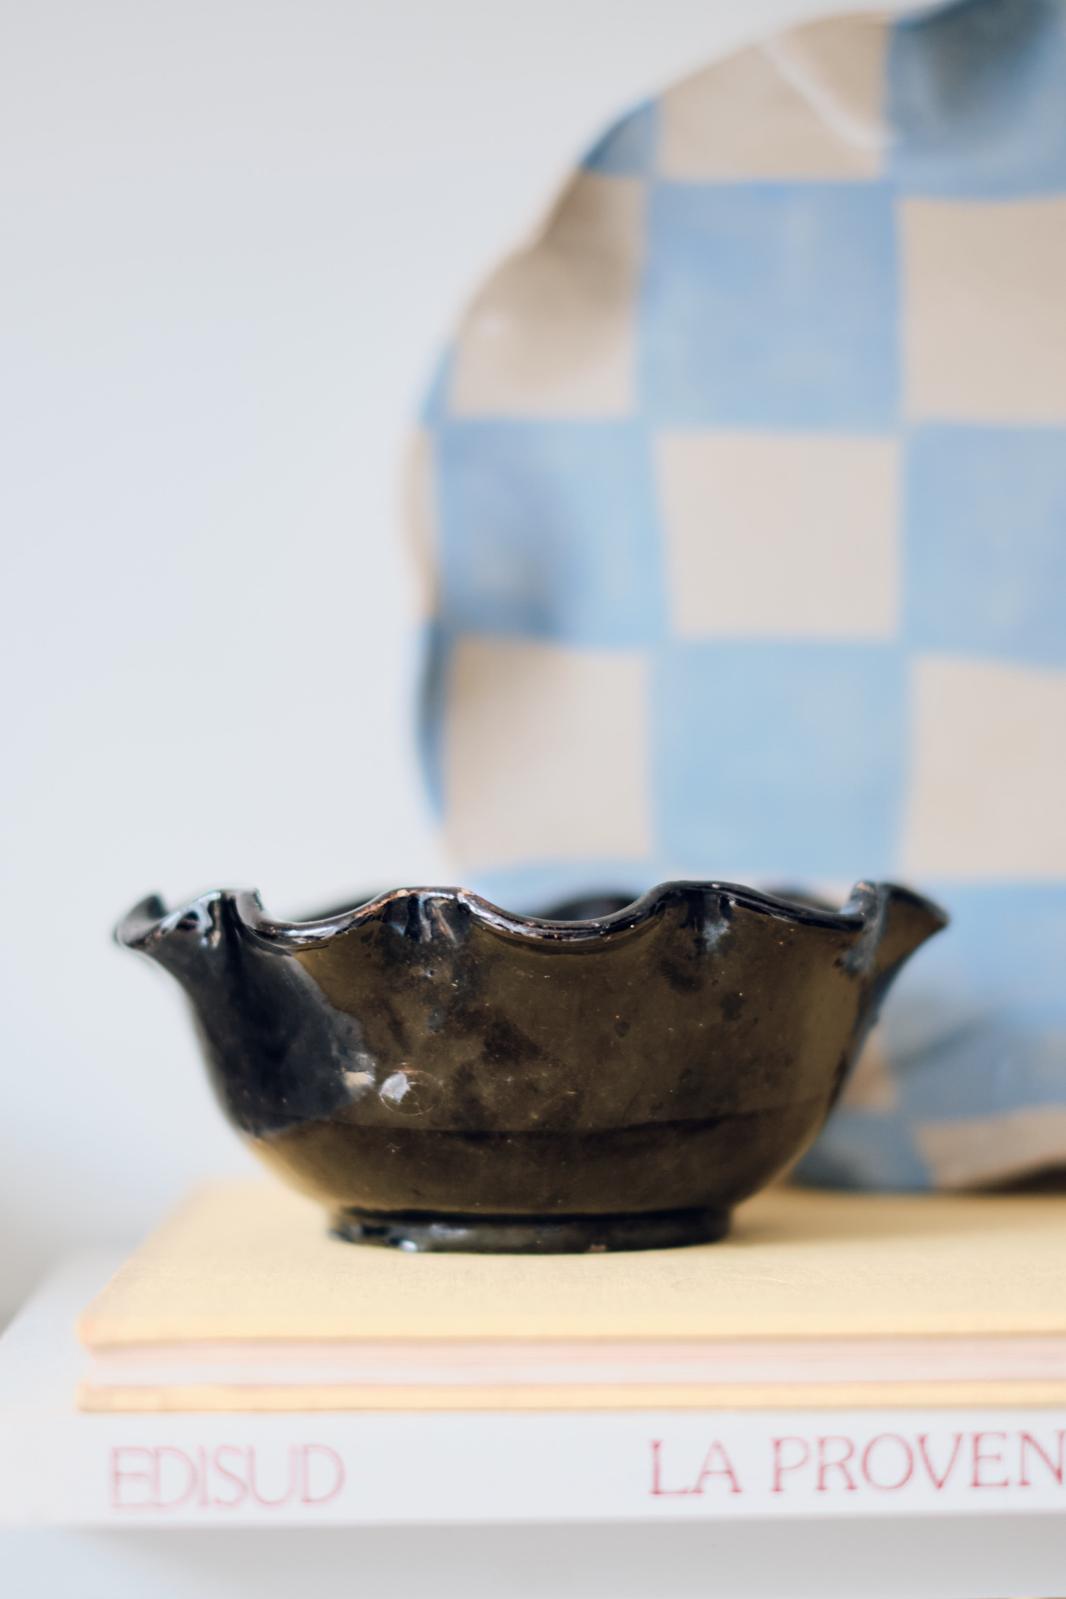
[76,1181,1066,1412]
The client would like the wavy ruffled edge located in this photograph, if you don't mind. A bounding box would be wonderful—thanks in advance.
[115,878,947,955]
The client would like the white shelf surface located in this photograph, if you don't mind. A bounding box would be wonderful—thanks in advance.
[2,1254,1065,1598]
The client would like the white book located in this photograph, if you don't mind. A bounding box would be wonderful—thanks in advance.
[3,1255,1066,1538]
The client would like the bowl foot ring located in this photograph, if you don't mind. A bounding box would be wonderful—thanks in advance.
[330,1206,731,1253]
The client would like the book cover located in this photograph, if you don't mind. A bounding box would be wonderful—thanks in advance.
[78,1181,1066,1412]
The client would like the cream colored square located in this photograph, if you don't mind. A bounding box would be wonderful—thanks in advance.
[918,1106,1066,1190]
[404,428,437,621]
[657,432,898,638]
[839,1032,897,1113]
[903,198,1066,422]
[660,18,887,180]
[450,173,642,417]
[443,637,650,869]
[903,656,1066,879]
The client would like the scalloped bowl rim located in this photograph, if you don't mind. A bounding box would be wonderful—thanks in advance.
[113,878,946,954]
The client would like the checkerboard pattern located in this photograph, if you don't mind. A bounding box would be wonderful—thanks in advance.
[411,0,1066,1189]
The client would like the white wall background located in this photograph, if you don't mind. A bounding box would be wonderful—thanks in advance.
[1,0,908,1319]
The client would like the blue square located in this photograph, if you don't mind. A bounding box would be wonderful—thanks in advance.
[889,0,1066,197]
[890,882,1066,1035]
[582,100,656,177]
[891,1018,1066,1123]
[798,1108,932,1192]
[434,420,667,646]
[904,425,1066,667]
[653,642,906,879]
[874,881,1066,1122]
[640,182,899,429]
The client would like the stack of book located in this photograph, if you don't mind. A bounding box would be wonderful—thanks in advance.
[5,1179,1065,1530]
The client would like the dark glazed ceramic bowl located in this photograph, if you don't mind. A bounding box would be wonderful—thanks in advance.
[116,880,946,1252]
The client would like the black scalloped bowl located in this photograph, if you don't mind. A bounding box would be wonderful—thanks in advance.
[116,879,946,1252]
